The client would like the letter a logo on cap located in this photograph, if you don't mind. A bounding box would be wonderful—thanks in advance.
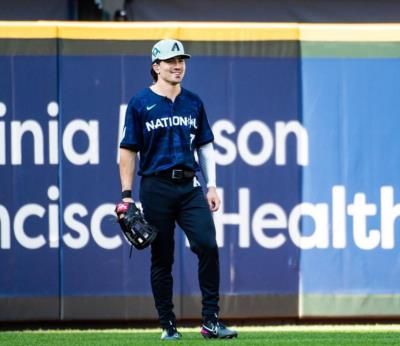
[172,42,180,52]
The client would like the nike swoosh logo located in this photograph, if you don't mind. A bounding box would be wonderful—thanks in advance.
[203,325,218,335]
[146,104,157,111]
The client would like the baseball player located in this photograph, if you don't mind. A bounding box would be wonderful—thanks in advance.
[118,39,238,340]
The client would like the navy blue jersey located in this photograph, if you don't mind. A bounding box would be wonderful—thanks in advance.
[120,87,214,176]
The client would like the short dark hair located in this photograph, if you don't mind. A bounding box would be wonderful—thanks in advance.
[150,61,160,82]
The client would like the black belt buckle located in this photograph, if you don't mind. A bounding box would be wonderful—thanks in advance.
[171,169,184,179]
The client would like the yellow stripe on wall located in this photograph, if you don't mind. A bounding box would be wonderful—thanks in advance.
[0,21,58,38]
[1,21,400,42]
[0,22,299,41]
[57,22,300,41]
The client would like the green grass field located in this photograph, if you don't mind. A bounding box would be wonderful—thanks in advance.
[1,325,400,345]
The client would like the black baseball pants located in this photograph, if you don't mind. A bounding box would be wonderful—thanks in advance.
[139,175,220,328]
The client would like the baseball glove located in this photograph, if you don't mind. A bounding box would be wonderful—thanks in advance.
[115,202,158,250]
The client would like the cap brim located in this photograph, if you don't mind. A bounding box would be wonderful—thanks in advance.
[153,53,191,62]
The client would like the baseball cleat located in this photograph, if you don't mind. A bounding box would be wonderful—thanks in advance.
[160,324,182,341]
[200,316,238,339]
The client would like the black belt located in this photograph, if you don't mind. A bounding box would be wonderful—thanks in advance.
[153,168,195,180]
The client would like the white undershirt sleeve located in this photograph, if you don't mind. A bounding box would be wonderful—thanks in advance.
[197,142,217,188]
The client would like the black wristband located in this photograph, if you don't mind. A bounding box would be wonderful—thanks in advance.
[121,190,132,199]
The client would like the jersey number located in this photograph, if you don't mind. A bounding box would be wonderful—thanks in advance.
[190,134,195,149]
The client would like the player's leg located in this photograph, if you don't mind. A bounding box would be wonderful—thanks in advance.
[177,183,220,318]
[140,176,181,339]
[177,180,238,339]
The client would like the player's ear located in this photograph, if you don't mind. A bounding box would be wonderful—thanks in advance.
[152,62,160,74]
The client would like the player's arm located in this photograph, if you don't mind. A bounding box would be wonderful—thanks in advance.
[119,148,137,203]
[197,142,220,212]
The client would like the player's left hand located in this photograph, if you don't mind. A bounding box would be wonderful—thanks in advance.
[206,187,220,212]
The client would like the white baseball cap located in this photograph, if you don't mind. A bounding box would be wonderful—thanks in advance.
[151,39,191,63]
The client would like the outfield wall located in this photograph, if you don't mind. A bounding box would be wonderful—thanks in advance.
[1,22,400,321]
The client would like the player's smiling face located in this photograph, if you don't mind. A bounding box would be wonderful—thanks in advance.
[155,57,186,85]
